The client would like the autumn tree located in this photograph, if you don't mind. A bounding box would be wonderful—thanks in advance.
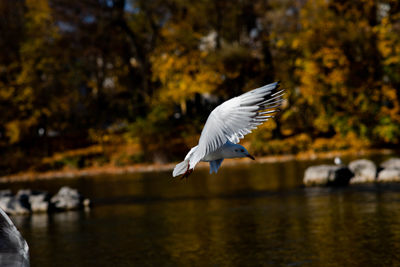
[1,0,400,174]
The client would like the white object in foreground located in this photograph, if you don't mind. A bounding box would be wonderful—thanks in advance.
[0,208,30,267]
[173,81,284,178]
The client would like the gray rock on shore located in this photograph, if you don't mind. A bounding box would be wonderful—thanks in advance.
[303,165,354,186]
[377,169,400,182]
[0,190,31,215]
[304,157,400,186]
[348,159,377,184]
[380,158,400,169]
[28,192,49,213]
[0,187,89,215]
[377,158,400,182]
[50,187,85,211]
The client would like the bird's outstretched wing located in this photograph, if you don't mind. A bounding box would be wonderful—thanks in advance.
[189,81,284,168]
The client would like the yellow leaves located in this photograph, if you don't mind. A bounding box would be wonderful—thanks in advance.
[328,69,346,86]
[384,55,400,65]
[276,39,285,48]
[5,114,39,144]
[298,61,319,104]
[25,0,53,30]
[382,85,397,102]
[275,38,300,50]
[5,121,21,144]
[23,0,59,57]
[151,49,222,105]
[377,24,395,61]
[312,132,370,152]
[299,68,316,92]
[0,86,14,100]
[378,39,392,59]
[257,119,277,135]
[19,87,34,102]
[294,58,303,68]
[17,0,59,97]
[375,14,400,66]
[315,46,349,71]
[250,133,312,155]
[297,42,349,105]
[291,38,300,49]
[380,85,400,123]
[314,115,330,133]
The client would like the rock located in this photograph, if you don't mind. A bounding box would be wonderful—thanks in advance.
[83,198,91,208]
[0,190,31,215]
[349,159,377,184]
[5,198,30,215]
[0,196,13,214]
[376,158,400,182]
[0,190,12,197]
[377,168,400,182]
[380,158,400,170]
[0,187,89,214]
[28,192,49,213]
[329,167,354,186]
[304,165,354,186]
[0,191,14,213]
[50,186,82,211]
[304,165,337,186]
[0,190,49,214]
[15,189,31,198]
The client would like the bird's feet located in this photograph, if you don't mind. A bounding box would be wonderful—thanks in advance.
[181,164,193,180]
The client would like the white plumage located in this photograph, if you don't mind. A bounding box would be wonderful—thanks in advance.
[0,208,30,266]
[173,81,285,178]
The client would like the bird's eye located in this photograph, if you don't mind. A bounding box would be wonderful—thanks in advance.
[241,149,244,152]
[235,149,238,152]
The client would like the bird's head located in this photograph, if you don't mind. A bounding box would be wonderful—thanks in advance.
[232,144,255,160]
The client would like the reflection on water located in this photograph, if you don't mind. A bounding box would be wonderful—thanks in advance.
[3,156,400,266]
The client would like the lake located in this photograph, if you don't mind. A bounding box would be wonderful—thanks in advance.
[3,155,400,266]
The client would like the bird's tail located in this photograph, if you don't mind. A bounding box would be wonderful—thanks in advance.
[173,159,189,177]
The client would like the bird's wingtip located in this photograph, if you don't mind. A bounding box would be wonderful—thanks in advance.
[172,160,190,177]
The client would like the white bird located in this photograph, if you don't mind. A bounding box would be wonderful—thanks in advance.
[173,81,285,179]
[334,157,342,165]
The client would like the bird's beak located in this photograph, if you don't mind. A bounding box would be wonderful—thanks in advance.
[246,154,255,160]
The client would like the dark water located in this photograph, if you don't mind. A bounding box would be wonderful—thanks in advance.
[3,155,400,267]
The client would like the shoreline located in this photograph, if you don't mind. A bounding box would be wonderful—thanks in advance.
[0,148,395,183]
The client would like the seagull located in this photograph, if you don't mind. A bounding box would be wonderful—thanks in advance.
[334,157,342,165]
[173,81,285,179]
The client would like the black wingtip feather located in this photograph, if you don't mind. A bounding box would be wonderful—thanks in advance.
[272,81,281,92]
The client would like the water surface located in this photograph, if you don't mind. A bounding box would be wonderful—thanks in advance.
[3,156,400,266]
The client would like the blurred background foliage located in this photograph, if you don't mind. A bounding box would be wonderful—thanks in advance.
[0,0,400,175]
